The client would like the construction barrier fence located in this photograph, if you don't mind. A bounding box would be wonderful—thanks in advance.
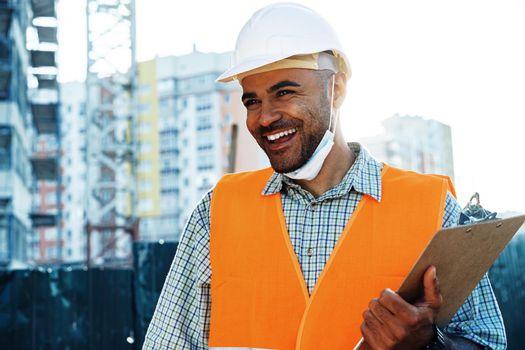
[0,239,523,349]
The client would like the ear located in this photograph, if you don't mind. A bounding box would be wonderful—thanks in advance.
[333,72,347,109]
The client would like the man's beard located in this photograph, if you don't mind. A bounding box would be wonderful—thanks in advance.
[254,103,331,174]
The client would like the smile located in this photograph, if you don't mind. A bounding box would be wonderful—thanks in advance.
[266,128,297,142]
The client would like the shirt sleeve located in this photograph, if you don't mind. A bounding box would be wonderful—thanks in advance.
[441,192,507,350]
[142,191,213,350]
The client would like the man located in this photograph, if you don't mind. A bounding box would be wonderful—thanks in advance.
[143,3,505,350]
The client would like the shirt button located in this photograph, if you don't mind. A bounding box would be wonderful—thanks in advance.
[309,203,317,211]
[307,248,314,257]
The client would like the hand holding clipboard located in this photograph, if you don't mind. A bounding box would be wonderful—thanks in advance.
[354,215,525,350]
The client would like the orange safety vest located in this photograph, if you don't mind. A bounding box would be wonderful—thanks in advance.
[209,165,454,349]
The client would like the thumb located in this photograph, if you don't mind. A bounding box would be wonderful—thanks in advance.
[421,265,443,310]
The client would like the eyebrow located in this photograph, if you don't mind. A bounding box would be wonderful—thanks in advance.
[241,80,301,101]
[268,80,301,93]
[241,92,257,101]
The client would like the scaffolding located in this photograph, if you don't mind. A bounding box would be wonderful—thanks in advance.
[85,0,137,267]
[29,0,62,263]
[0,1,12,100]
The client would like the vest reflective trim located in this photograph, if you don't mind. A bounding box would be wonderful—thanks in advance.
[209,165,452,349]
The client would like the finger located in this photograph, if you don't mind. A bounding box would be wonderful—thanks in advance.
[360,320,384,350]
[378,288,418,321]
[369,298,395,323]
[369,298,408,342]
[421,265,443,310]
[356,340,372,350]
[361,308,396,349]
[361,320,394,350]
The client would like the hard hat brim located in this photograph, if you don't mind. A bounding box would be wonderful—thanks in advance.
[216,53,294,83]
[217,50,351,83]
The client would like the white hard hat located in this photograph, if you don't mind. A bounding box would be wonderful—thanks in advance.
[217,2,351,83]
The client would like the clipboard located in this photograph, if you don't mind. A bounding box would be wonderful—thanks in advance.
[397,214,525,326]
[353,215,525,350]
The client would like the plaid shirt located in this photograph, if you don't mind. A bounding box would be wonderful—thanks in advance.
[143,143,506,350]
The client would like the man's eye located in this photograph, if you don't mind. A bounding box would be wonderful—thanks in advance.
[277,90,294,97]
[243,99,260,110]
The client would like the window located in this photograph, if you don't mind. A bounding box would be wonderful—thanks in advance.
[197,177,214,193]
[197,153,215,172]
[161,157,178,171]
[196,94,212,111]
[139,121,152,134]
[160,128,178,138]
[161,174,179,190]
[139,84,151,96]
[161,188,179,195]
[11,132,30,187]
[139,103,151,114]
[0,127,11,170]
[140,141,152,154]
[139,180,152,192]
[159,97,174,119]
[197,114,213,131]
[45,229,58,241]
[223,113,232,126]
[47,246,58,259]
[137,160,152,173]
[160,167,179,175]
[197,165,214,172]
[197,143,213,151]
[197,131,214,149]
[138,199,153,212]
[160,148,179,156]
[157,79,174,94]
[45,192,57,205]
[224,132,232,146]
[160,193,177,209]
[79,103,86,116]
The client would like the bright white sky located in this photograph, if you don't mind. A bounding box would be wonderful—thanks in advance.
[57,0,525,214]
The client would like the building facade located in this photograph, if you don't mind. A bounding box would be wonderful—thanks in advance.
[137,50,267,241]
[0,0,48,266]
[59,82,87,263]
[360,114,455,180]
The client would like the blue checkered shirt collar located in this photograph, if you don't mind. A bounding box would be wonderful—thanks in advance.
[261,142,383,202]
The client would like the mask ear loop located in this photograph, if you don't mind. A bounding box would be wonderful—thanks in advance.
[328,74,339,134]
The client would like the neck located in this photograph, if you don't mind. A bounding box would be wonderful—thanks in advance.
[294,136,355,198]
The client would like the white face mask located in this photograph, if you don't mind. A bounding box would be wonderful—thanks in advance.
[285,75,338,181]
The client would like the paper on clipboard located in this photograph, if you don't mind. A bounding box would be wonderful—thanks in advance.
[353,215,525,350]
[397,214,525,326]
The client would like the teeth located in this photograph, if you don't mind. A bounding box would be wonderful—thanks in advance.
[267,128,297,141]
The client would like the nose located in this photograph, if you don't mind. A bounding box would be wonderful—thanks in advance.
[258,101,281,127]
